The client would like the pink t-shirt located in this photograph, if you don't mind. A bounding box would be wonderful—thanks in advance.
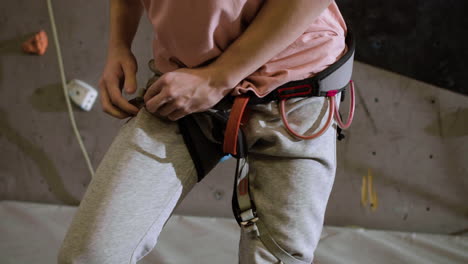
[141,0,347,97]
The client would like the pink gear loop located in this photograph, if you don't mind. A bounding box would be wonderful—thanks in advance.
[334,80,355,129]
[279,80,355,140]
[279,96,335,140]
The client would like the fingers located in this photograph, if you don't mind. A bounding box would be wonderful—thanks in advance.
[157,100,183,117]
[143,78,164,102]
[146,93,191,121]
[167,109,188,121]
[145,92,172,113]
[105,76,140,115]
[99,81,131,119]
[122,62,137,94]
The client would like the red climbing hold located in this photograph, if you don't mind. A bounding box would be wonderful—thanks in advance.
[22,30,48,55]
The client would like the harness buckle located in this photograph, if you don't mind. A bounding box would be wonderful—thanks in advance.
[239,208,259,236]
[240,216,259,227]
[240,216,260,236]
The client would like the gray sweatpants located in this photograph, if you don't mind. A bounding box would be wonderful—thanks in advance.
[57,74,339,264]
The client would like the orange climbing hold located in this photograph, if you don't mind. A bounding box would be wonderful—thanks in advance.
[22,30,48,55]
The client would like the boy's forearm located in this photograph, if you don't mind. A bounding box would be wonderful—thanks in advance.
[210,0,333,88]
[108,0,144,50]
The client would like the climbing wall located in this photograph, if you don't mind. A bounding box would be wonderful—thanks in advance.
[338,0,468,96]
[0,0,154,205]
[0,0,467,234]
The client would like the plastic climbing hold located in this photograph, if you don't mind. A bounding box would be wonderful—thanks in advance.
[22,30,48,55]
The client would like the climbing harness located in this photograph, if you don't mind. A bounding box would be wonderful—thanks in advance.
[135,27,356,264]
[223,29,355,155]
[225,28,356,264]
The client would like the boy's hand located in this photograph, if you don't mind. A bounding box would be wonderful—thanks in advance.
[98,47,140,119]
[143,67,233,121]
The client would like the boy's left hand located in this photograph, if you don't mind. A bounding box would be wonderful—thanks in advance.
[143,67,233,121]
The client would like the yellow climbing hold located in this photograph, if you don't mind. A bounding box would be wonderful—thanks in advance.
[361,168,378,211]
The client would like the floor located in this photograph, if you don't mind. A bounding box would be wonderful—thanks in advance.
[1,200,467,264]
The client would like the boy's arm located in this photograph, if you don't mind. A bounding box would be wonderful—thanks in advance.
[210,0,334,88]
[99,0,143,119]
[143,0,334,121]
[108,0,143,51]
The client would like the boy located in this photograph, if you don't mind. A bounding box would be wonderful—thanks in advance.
[58,0,348,263]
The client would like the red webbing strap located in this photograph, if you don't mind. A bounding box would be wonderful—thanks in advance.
[223,95,250,156]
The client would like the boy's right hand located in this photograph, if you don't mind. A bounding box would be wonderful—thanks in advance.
[98,47,140,119]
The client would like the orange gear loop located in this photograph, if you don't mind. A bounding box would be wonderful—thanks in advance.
[334,80,356,129]
[279,96,334,140]
[279,80,355,140]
